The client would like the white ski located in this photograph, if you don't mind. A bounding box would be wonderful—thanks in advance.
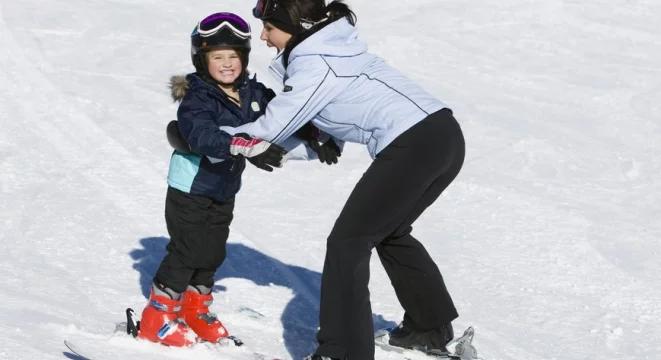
[374,326,480,360]
[63,321,282,360]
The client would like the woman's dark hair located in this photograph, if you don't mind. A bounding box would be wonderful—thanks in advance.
[280,0,357,66]
[325,0,356,25]
[284,0,356,28]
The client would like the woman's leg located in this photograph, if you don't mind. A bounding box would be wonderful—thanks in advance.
[316,109,464,359]
[377,114,465,331]
[376,166,463,329]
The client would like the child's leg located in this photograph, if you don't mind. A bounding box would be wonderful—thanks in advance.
[138,188,206,346]
[187,196,234,288]
[180,284,230,342]
[154,187,233,292]
[168,193,234,343]
[138,282,196,346]
[140,188,233,345]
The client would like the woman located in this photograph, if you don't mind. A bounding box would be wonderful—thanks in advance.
[220,1,465,359]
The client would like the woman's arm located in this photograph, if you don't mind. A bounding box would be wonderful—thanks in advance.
[219,56,342,145]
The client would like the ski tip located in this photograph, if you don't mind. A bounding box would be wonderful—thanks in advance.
[63,340,87,359]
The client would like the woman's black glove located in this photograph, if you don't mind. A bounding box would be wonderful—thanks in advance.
[295,122,341,165]
[307,138,341,165]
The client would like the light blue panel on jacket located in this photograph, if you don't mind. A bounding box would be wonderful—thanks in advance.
[167,151,202,193]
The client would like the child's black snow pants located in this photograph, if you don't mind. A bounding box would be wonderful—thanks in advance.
[154,187,234,293]
[316,108,465,360]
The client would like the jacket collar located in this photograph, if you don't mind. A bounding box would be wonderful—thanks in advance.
[186,73,253,117]
[281,17,366,68]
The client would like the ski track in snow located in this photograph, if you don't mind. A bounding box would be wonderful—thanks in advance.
[1,0,660,359]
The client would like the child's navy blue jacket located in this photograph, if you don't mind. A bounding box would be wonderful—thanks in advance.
[167,73,274,202]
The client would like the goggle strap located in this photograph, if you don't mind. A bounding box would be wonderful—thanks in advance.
[300,16,329,30]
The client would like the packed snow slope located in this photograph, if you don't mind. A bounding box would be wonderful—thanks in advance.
[1,0,660,359]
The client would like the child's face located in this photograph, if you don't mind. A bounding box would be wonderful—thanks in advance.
[260,22,292,51]
[206,48,243,85]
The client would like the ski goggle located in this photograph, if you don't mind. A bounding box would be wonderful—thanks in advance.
[252,0,279,20]
[196,12,251,39]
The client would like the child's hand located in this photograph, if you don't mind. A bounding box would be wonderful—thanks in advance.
[230,133,286,172]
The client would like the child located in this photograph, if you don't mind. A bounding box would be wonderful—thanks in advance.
[137,12,289,347]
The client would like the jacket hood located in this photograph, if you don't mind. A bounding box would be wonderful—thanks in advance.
[169,74,217,102]
[170,73,253,102]
[169,75,189,102]
[288,18,367,63]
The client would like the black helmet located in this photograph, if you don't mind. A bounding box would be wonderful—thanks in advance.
[191,12,252,78]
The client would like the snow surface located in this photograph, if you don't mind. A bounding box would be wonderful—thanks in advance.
[1,0,660,359]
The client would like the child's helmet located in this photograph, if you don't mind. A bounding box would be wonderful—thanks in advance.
[191,12,252,77]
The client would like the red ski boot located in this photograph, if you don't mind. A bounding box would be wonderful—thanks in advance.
[138,288,196,347]
[179,285,229,343]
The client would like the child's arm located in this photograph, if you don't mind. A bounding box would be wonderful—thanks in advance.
[177,91,284,170]
[177,92,235,159]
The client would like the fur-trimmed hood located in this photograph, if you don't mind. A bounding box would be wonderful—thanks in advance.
[169,73,253,102]
[169,75,189,102]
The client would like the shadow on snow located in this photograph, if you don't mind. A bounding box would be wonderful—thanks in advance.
[129,237,396,359]
[63,352,86,360]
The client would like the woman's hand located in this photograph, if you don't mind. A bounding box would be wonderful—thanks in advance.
[307,138,341,165]
[295,122,341,165]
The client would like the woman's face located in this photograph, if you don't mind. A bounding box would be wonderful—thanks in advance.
[260,22,292,51]
[206,48,243,85]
